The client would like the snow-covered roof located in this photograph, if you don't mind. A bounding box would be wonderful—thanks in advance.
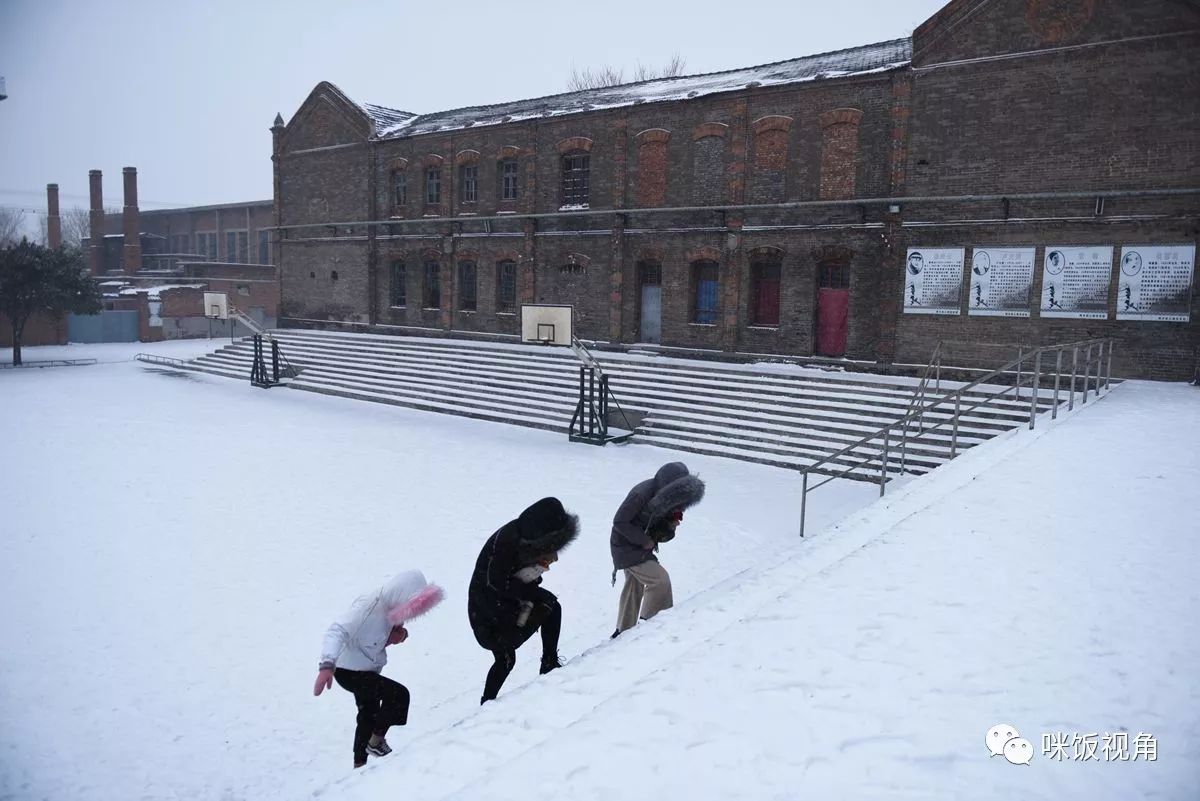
[117,284,206,300]
[371,38,911,140]
[363,103,416,130]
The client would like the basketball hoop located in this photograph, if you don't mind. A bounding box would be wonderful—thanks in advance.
[521,304,573,346]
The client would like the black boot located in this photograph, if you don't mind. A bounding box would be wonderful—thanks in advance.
[539,652,562,674]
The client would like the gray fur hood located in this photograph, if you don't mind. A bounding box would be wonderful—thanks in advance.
[644,462,706,528]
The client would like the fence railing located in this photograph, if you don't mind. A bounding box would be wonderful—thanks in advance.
[798,338,1115,537]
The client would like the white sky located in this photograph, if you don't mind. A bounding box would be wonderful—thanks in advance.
[0,0,945,224]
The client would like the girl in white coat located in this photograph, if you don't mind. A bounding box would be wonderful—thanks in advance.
[313,570,444,768]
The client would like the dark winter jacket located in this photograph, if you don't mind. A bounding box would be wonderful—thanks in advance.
[468,497,579,650]
[610,462,706,571]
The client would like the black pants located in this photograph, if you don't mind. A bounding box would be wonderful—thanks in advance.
[334,668,410,762]
[482,589,561,703]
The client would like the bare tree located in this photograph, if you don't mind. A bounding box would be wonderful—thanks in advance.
[567,54,687,91]
[38,207,95,248]
[0,207,25,247]
[631,53,688,83]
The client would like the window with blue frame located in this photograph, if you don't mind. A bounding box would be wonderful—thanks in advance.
[692,260,720,324]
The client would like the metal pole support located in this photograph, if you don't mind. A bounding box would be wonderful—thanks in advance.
[800,472,808,538]
[1093,341,1102,400]
[1105,339,1114,389]
[1052,349,1063,420]
[1015,347,1023,402]
[1081,345,1091,404]
[951,392,961,458]
[1029,350,1042,430]
[879,428,891,498]
[1069,347,1078,411]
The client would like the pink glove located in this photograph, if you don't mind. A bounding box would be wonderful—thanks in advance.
[314,667,334,696]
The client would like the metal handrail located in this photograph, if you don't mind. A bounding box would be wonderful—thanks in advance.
[798,337,1114,537]
[899,341,943,472]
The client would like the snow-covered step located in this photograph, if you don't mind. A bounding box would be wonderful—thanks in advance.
[271,328,1058,406]
[291,379,570,432]
[203,343,1018,438]
[186,331,1049,475]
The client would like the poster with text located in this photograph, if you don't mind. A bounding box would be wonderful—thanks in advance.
[967,247,1034,317]
[1039,246,1113,319]
[1114,244,1195,322]
[902,247,964,315]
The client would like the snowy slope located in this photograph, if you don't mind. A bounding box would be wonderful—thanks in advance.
[0,342,876,801]
[324,382,1199,801]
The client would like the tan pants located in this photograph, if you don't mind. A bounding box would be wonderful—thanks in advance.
[616,560,673,633]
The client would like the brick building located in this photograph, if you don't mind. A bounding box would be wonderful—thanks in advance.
[272,0,1200,379]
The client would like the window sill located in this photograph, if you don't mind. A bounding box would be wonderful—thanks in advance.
[496,311,516,316]
[459,309,477,314]
[389,305,406,310]
[422,307,441,312]
[688,322,719,327]
[747,325,780,331]
[496,210,518,215]
[457,211,478,216]
[559,204,590,211]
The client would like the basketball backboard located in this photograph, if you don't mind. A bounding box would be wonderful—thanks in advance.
[521,304,573,345]
[204,292,229,320]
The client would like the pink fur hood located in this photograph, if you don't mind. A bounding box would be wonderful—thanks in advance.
[381,570,445,626]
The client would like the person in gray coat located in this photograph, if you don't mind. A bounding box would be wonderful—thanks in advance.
[610,462,705,636]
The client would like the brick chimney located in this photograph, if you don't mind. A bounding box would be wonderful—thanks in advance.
[88,170,104,275]
[122,167,141,275]
[46,184,62,249]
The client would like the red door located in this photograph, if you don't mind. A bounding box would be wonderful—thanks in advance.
[815,262,849,357]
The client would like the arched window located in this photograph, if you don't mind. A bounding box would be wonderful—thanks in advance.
[389,260,406,307]
[561,152,590,207]
[423,259,441,308]
[496,260,517,312]
[750,252,783,326]
[691,260,720,324]
[391,169,407,208]
[458,261,477,310]
[499,159,520,202]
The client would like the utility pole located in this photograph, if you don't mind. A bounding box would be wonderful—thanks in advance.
[0,77,7,101]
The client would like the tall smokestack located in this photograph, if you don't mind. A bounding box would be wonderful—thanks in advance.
[122,167,141,275]
[47,184,62,249]
[88,170,104,275]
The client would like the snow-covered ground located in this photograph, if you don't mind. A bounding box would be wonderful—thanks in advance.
[2,341,1196,800]
[0,341,874,801]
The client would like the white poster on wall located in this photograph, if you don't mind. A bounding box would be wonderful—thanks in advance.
[967,247,1034,317]
[1039,246,1113,319]
[1114,245,1195,322]
[902,247,964,315]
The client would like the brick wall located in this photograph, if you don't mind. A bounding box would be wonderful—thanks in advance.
[274,1,1198,378]
[0,313,68,348]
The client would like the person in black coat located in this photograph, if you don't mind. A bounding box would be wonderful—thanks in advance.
[468,497,579,704]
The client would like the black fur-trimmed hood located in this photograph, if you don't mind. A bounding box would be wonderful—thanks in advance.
[644,464,706,529]
[515,497,580,565]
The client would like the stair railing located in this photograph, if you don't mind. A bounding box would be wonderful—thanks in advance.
[798,338,1114,537]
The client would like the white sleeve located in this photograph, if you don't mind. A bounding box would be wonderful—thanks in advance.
[318,595,375,669]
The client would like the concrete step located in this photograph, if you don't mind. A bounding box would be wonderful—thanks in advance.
[202,348,1014,441]
[270,328,1060,406]
[267,329,1052,408]
[186,331,1050,476]
[206,341,1028,433]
